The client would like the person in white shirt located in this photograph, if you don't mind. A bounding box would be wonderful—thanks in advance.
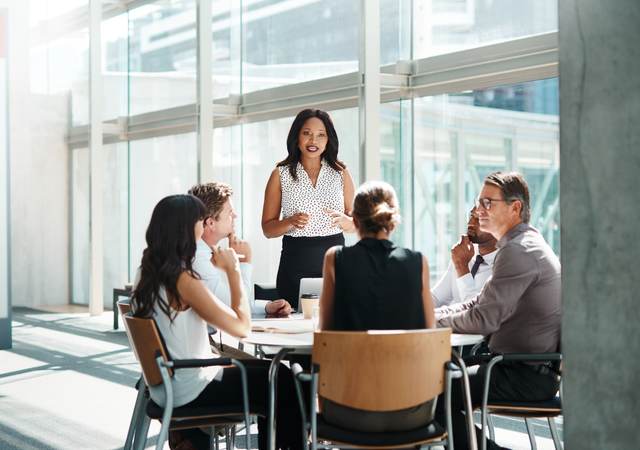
[189,182,292,316]
[431,206,498,307]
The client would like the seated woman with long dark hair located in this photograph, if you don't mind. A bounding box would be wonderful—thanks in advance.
[318,181,436,432]
[131,194,302,450]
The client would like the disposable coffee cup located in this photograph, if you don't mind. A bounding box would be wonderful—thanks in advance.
[300,293,319,319]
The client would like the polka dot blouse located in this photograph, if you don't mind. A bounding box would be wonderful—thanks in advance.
[279,160,345,237]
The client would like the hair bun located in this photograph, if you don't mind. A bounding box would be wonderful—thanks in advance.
[352,182,400,234]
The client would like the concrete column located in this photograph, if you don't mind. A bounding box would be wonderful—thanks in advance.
[559,1,640,448]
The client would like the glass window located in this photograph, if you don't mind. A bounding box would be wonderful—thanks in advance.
[211,125,244,232]
[128,0,197,115]
[211,0,238,98]
[103,143,130,304]
[380,100,413,248]
[103,13,129,119]
[413,78,559,281]
[129,133,198,276]
[413,0,558,58]
[242,108,359,283]
[71,143,131,306]
[242,1,359,93]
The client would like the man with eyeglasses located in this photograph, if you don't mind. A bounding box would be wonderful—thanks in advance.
[431,206,498,307]
[435,172,561,450]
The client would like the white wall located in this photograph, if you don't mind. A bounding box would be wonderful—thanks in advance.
[3,0,71,307]
[0,18,8,320]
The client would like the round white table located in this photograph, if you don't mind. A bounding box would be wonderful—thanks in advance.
[242,322,483,450]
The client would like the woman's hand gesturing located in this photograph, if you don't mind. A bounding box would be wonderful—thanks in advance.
[288,212,310,230]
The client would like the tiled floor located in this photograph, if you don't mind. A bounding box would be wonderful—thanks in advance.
[0,307,562,449]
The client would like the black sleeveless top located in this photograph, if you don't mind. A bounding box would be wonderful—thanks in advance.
[331,238,426,331]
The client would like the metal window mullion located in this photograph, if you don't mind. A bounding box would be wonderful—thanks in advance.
[89,0,103,315]
[359,0,381,183]
[197,0,213,183]
[454,129,465,238]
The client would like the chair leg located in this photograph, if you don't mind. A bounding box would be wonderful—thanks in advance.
[124,385,147,450]
[487,414,496,442]
[132,415,150,450]
[208,426,217,450]
[230,425,236,449]
[225,426,232,450]
[524,418,537,450]
[548,417,563,450]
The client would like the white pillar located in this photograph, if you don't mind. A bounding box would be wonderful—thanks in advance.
[89,0,103,315]
[0,7,10,348]
[359,0,381,182]
[197,0,213,183]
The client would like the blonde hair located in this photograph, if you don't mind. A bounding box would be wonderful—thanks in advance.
[352,181,401,234]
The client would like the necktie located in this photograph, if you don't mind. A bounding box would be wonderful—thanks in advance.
[470,255,484,278]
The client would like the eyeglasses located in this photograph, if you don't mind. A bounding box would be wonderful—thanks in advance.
[475,197,507,210]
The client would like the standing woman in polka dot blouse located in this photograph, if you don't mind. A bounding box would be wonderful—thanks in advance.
[262,109,356,310]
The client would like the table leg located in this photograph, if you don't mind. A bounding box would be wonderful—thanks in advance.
[267,347,293,450]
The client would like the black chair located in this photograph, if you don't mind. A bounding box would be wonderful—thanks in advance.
[474,352,563,450]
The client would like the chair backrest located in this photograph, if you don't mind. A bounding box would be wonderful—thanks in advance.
[298,278,322,301]
[117,298,131,316]
[123,314,172,387]
[312,328,451,412]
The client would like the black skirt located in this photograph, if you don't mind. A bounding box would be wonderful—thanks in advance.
[276,233,345,309]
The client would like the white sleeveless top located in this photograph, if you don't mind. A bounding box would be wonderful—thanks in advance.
[148,290,221,408]
[279,160,344,237]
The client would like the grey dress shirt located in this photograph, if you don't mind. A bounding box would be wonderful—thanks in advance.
[437,223,561,354]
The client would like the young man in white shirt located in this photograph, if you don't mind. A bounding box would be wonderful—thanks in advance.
[431,206,498,306]
[188,182,292,316]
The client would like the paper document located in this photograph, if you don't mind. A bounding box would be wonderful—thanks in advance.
[251,319,314,334]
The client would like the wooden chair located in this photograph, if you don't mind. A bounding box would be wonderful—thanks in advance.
[293,328,457,449]
[475,353,563,450]
[122,313,253,450]
[117,299,146,450]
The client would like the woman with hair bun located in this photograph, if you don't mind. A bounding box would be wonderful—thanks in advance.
[317,181,436,433]
[319,181,435,331]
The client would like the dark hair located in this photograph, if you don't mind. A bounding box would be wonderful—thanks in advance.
[484,171,531,223]
[188,182,233,220]
[352,181,401,235]
[131,194,207,320]
[277,108,346,180]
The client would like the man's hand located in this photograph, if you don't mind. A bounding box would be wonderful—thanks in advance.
[451,235,474,277]
[265,299,292,317]
[228,233,252,263]
[287,212,310,230]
